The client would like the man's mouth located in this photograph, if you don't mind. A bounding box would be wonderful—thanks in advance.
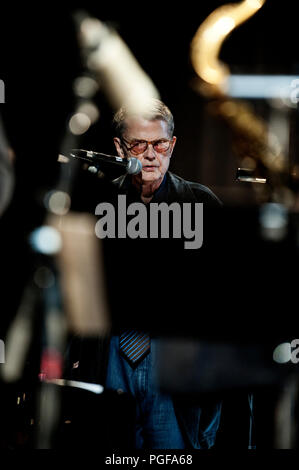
[143,165,157,172]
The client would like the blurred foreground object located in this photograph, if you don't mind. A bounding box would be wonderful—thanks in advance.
[48,212,110,337]
[188,1,299,449]
[190,0,299,207]
[191,0,266,92]
[0,115,14,216]
[75,11,159,114]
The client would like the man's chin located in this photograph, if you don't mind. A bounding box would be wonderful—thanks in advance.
[141,170,160,182]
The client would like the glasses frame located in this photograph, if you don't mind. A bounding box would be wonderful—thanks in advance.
[120,137,173,155]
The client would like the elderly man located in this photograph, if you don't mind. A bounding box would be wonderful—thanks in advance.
[103,99,222,449]
[111,100,220,206]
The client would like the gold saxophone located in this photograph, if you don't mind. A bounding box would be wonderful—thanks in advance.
[190,0,295,205]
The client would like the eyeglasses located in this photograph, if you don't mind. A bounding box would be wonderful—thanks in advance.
[121,137,173,155]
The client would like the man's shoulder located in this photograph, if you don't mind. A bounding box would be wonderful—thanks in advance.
[168,172,222,206]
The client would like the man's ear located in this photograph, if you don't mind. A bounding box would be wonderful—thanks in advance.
[114,137,125,158]
[169,136,177,157]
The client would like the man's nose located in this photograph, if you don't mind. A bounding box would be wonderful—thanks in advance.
[143,143,156,160]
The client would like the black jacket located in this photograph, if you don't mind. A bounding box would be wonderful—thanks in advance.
[113,170,222,206]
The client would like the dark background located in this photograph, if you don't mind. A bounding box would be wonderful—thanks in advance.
[0,0,298,449]
[0,0,298,331]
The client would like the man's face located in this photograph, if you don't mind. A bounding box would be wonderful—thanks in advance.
[114,118,176,185]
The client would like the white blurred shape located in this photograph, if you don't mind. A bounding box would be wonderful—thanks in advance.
[77,101,100,124]
[259,203,288,241]
[227,75,299,99]
[0,340,4,364]
[69,112,91,135]
[87,166,98,174]
[43,378,104,394]
[46,190,71,216]
[73,76,99,98]
[29,226,62,255]
[273,343,291,364]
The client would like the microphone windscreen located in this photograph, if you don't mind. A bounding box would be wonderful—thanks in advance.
[127,158,142,175]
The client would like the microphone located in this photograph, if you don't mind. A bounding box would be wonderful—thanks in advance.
[69,149,142,176]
